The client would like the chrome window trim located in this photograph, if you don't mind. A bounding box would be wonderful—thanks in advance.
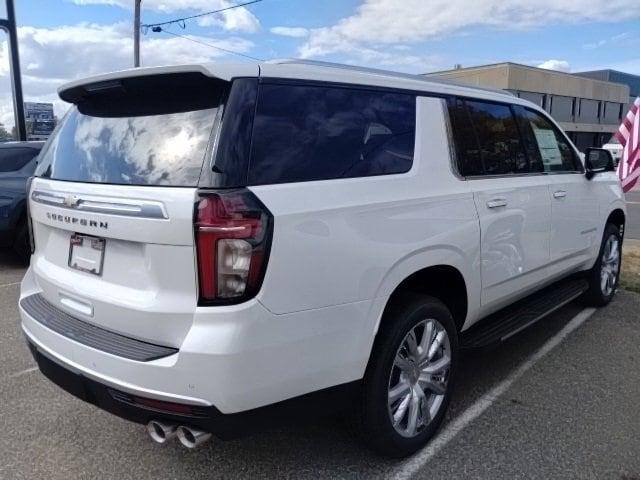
[31,190,169,219]
[465,171,585,180]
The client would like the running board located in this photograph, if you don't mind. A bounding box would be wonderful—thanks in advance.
[461,277,589,349]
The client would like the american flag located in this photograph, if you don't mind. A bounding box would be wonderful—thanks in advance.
[615,97,640,192]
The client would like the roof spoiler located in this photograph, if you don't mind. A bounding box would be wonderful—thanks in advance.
[58,63,259,104]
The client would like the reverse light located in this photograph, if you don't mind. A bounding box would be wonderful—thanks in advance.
[195,189,272,305]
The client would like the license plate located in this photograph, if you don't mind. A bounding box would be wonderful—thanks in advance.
[68,234,105,276]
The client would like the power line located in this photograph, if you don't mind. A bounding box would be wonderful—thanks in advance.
[141,0,263,31]
[158,28,264,62]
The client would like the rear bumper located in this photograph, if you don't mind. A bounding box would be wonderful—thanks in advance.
[19,266,373,414]
[26,339,359,439]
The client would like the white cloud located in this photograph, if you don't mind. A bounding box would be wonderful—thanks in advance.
[537,59,570,72]
[584,32,636,49]
[0,22,254,128]
[71,0,260,33]
[270,26,309,38]
[299,0,640,58]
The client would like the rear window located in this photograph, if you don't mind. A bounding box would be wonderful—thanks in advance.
[248,84,416,185]
[0,148,39,173]
[36,73,224,187]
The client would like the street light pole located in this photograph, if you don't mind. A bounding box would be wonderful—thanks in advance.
[0,0,25,140]
[134,0,141,67]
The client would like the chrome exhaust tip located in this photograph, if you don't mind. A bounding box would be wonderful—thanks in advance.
[146,420,177,444]
[176,425,211,449]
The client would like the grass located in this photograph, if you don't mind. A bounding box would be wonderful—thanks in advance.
[621,241,640,294]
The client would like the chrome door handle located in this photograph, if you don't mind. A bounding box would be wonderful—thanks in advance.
[487,198,507,208]
[553,190,567,199]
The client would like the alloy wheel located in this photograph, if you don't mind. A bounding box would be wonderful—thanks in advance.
[387,318,451,438]
[600,234,620,296]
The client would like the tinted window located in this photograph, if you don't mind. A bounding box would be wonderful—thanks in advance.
[464,100,527,175]
[248,84,415,185]
[208,78,258,187]
[0,148,39,173]
[36,107,216,186]
[447,98,483,176]
[521,109,581,172]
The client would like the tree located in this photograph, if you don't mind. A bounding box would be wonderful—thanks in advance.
[0,122,13,142]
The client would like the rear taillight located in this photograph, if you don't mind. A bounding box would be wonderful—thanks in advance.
[194,189,272,305]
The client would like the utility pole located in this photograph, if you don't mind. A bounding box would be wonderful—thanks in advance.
[134,0,141,67]
[0,0,26,140]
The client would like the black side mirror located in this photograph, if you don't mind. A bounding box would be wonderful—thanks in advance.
[585,148,614,179]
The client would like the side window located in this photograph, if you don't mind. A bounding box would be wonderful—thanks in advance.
[447,98,483,176]
[520,108,581,173]
[0,148,39,173]
[248,84,416,185]
[464,100,528,175]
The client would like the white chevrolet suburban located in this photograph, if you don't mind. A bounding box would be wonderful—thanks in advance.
[19,60,625,457]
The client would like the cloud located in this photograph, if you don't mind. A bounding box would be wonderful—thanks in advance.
[584,32,636,49]
[0,22,255,128]
[299,0,640,58]
[71,0,260,33]
[270,26,309,38]
[537,59,570,72]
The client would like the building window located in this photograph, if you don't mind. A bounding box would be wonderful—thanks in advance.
[549,95,574,122]
[517,91,544,107]
[577,98,599,123]
[602,102,623,125]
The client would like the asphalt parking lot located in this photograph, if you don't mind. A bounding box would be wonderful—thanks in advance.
[1,248,639,479]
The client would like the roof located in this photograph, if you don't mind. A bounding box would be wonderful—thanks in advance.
[58,59,528,106]
[425,61,621,82]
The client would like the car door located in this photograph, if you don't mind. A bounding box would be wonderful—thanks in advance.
[448,98,552,310]
[515,107,599,275]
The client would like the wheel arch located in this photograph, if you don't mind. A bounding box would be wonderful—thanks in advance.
[606,208,625,235]
[378,264,469,335]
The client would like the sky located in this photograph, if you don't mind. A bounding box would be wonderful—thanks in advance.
[0,0,639,129]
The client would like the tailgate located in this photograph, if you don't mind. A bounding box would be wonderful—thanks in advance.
[28,178,198,347]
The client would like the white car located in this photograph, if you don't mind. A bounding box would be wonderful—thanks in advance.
[602,136,623,165]
[19,60,625,457]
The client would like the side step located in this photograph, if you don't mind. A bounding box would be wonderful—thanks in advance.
[461,277,589,349]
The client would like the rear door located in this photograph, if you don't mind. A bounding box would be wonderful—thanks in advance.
[28,73,226,347]
[448,98,552,309]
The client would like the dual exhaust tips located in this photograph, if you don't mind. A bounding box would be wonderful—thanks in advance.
[146,420,211,449]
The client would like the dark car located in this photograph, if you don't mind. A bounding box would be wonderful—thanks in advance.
[0,141,44,260]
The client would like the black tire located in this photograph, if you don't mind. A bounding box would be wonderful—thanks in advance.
[582,223,622,307]
[357,294,458,458]
[12,220,31,264]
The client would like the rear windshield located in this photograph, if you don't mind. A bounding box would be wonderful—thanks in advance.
[37,74,223,187]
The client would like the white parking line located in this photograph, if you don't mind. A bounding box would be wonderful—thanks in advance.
[390,307,597,480]
[626,201,640,205]
[0,281,20,289]
[9,366,38,379]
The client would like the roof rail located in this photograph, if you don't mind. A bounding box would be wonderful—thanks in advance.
[268,58,515,97]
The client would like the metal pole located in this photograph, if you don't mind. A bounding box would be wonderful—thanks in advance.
[2,0,26,140]
[134,0,141,67]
